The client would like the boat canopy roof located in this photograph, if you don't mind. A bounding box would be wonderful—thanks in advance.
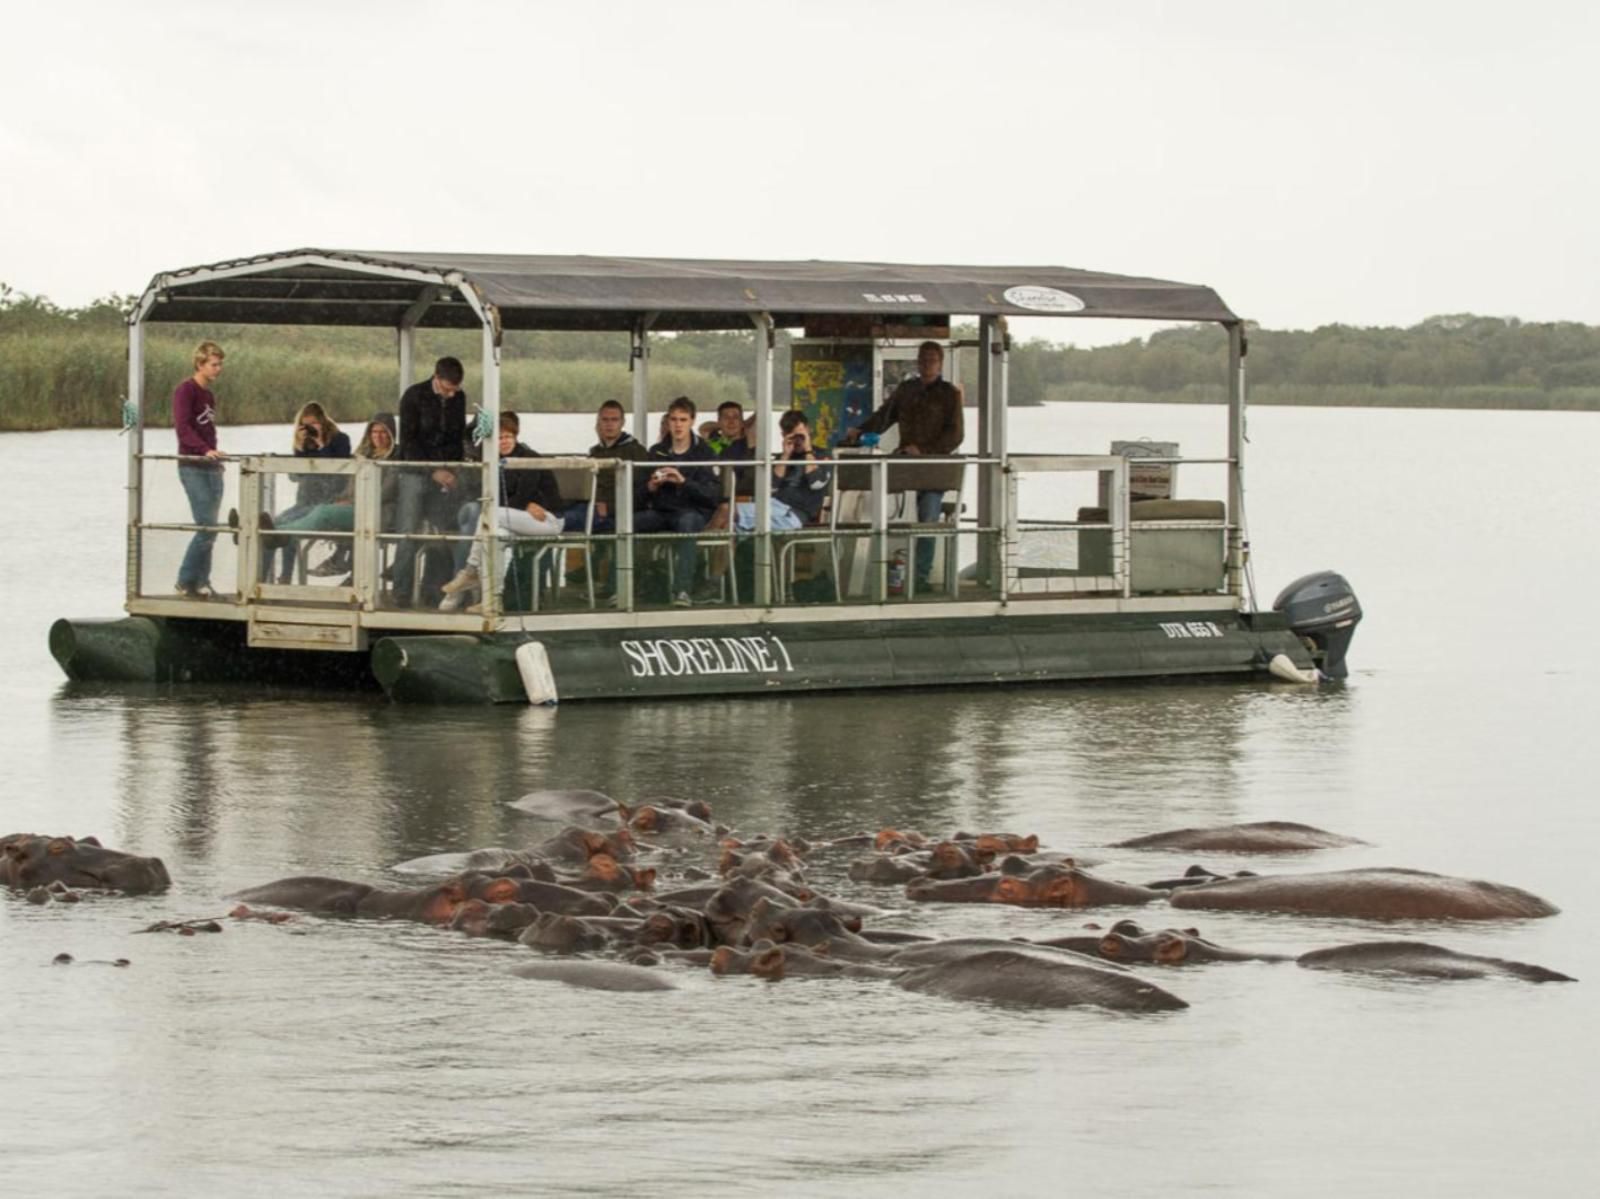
[138,248,1240,332]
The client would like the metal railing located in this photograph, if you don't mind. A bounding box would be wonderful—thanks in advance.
[129,450,1235,619]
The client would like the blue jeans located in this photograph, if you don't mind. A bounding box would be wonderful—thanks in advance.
[635,508,708,594]
[453,501,481,572]
[733,498,803,532]
[262,503,314,583]
[561,502,615,534]
[391,472,460,597]
[177,464,224,589]
[915,489,945,583]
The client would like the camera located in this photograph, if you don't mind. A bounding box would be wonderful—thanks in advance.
[300,424,319,441]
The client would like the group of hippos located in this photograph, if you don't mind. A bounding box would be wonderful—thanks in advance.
[4,794,1574,1010]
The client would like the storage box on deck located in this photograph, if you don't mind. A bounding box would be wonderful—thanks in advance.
[1074,499,1226,593]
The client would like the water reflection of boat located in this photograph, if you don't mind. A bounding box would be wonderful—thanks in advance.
[50,251,1360,703]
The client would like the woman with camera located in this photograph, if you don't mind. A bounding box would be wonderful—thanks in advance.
[262,402,351,584]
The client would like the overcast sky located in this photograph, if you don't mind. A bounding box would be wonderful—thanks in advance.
[3,0,1595,345]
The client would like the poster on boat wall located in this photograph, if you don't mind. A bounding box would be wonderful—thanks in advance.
[791,344,873,448]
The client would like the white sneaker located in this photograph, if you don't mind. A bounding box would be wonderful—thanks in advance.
[439,590,470,612]
[672,591,693,608]
[441,567,479,596]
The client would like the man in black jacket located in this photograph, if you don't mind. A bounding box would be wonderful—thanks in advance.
[391,356,469,604]
[636,396,720,606]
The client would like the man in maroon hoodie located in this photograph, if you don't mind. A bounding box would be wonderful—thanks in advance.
[173,340,227,597]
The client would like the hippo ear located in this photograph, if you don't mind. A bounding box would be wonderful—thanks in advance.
[1019,835,1039,854]
[79,836,102,848]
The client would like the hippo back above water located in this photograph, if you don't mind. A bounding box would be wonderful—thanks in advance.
[1110,821,1367,853]
[1170,867,1558,920]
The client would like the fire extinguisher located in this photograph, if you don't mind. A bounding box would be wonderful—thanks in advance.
[888,549,907,595]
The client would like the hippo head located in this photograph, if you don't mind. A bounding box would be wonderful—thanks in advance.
[642,907,708,948]
[1,835,171,895]
[710,941,787,980]
[596,828,637,860]
[468,875,525,905]
[744,897,853,948]
[927,841,986,880]
[450,898,494,937]
[627,806,667,835]
[973,833,1039,856]
[483,902,542,937]
[520,912,606,953]
[874,827,927,853]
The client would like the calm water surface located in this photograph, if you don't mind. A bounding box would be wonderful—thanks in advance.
[2,404,1597,1196]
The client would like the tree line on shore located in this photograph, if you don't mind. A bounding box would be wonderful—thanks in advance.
[0,284,1596,431]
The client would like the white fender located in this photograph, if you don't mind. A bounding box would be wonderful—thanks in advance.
[515,641,559,705]
[1267,653,1321,685]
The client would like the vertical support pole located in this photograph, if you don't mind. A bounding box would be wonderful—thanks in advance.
[870,458,888,603]
[238,465,261,600]
[994,318,1010,600]
[480,312,502,620]
[354,458,380,610]
[1003,468,1018,600]
[976,316,992,574]
[398,326,415,398]
[615,461,635,613]
[751,313,775,606]
[1226,323,1246,602]
[1114,456,1131,598]
[125,317,145,602]
[631,313,656,444]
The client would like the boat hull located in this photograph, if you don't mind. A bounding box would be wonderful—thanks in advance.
[52,610,1312,704]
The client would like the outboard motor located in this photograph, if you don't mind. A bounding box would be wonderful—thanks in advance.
[1272,571,1362,680]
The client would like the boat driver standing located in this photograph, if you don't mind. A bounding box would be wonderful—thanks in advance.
[391,356,469,606]
[841,340,963,590]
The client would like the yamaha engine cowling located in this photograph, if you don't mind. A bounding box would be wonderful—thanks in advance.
[1272,571,1362,680]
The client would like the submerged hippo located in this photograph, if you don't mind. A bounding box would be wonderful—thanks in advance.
[390,847,556,878]
[1169,868,1559,920]
[623,803,716,839]
[1025,919,1288,965]
[511,961,678,992]
[2,834,171,895]
[895,949,1188,1012]
[710,941,898,982]
[1297,941,1575,983]
[906,863,1162,909]
[1110,821,1367,853]
[506,789,623,826]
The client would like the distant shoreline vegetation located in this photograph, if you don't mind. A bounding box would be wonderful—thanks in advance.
[0,286,1596,431]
